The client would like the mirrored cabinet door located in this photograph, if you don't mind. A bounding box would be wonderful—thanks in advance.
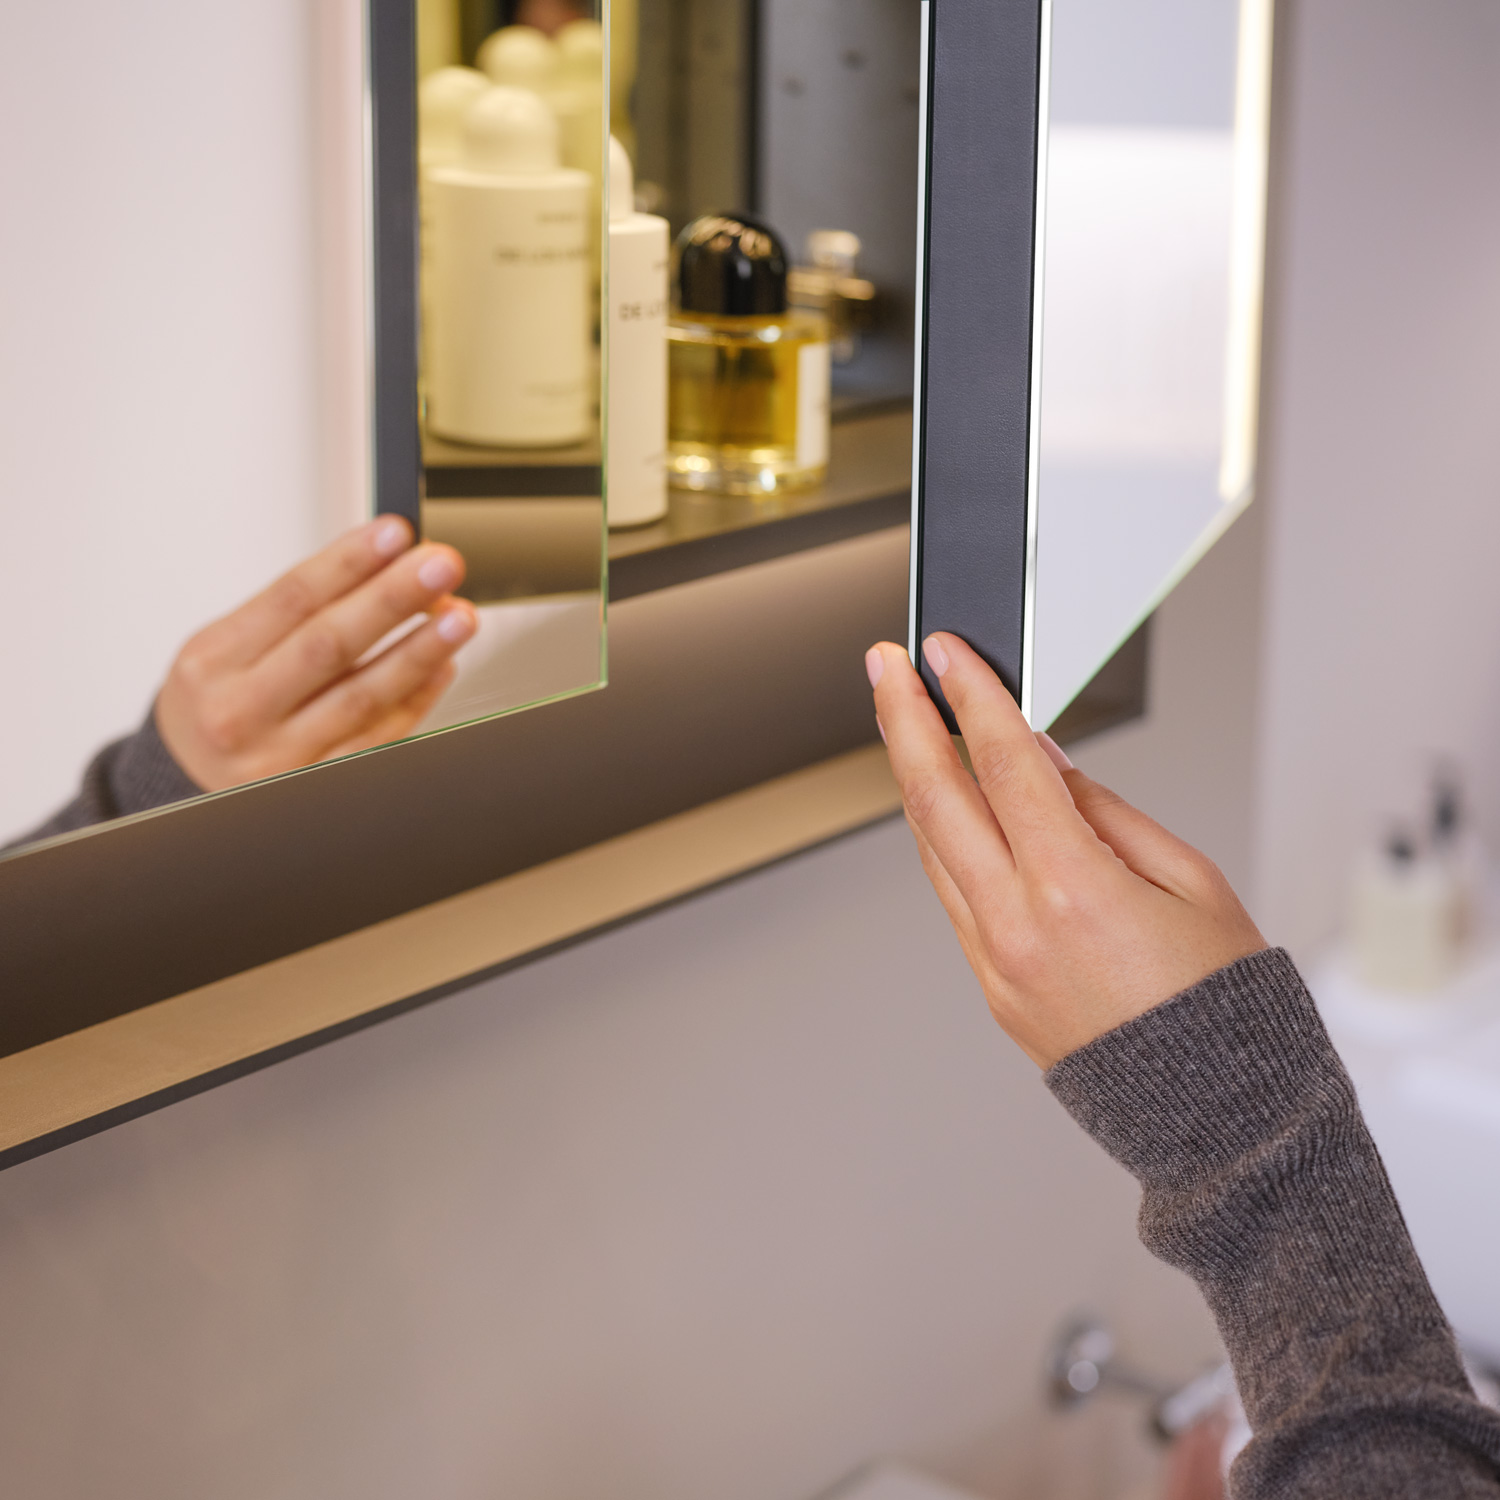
[910,0,1271,730]
[1029,0,1272,727]
[399,0,610,733]
[0,0,609,857]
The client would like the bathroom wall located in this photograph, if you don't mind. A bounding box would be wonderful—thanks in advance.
[1244,0,1500,956]
[0,816,1219,1500]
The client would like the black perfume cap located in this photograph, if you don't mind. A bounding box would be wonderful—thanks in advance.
[675,214,789,316]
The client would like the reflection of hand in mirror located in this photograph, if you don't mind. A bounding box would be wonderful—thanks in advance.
[155,518,476,792]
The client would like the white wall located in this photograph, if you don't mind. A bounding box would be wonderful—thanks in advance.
[0,820,1219,1500]
[1080,0,1500,966]
[1246,0,1500,956]
[0,2,328,842]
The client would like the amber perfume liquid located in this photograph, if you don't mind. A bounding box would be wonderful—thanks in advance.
[667,311,830,495]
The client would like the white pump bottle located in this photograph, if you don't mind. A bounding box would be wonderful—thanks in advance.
[606,138,670,526]
[424,86,592,448]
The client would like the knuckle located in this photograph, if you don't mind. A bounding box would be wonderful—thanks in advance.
[299,624,350,677]
[171,640,212,692]
[899,769,944,826]
[1036,879,1078,923]
[997,925,1050,987]
[337,682,380,727]
[968,739,1021,797]
[1031,860,1103,933]
[198,701,251,754]
[271,573,316,623]
[1191,854,1235,905]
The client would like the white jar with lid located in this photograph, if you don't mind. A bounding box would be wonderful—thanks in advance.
[424,86,592,448]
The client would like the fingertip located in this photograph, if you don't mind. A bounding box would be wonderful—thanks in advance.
[438,542,467,585]
[867,641,918,686]
[435,600,478,646]
[922,633,951,677]
[1036,731,1074,772]
[371,514,413,558]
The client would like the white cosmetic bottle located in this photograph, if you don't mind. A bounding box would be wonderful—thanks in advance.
[476,24,558,95]
[478,26,594,239]
[425,87,592,448]
[417,67,490,381]
[418,66,490,171]
[606,139,670,526]
[556,20,606,180]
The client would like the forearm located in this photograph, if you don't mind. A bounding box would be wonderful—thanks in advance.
[1047,948,1500,1498]
[4,708,201,851]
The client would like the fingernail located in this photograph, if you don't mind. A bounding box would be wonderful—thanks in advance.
[436,605,476,645]
[418,550,461,592]
[865,647,885,689]
[1038,731,1074,771]
[373,516,409,557]
[922,634,950,677]
[876,715,887,745]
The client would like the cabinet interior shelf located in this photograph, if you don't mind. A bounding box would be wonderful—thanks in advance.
[423,406,914,603]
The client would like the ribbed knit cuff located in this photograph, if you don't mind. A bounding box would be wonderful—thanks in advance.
[1044,948,1355,1189]
[109,708,203,816]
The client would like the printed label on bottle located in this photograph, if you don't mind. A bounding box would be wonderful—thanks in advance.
[796,342,832,471]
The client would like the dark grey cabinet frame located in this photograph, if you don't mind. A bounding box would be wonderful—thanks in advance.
[911,0,1049,728]
[369,0,423,534]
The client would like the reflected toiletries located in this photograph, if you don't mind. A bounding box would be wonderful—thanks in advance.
[417,67,490,383]
[668,216,831,495]
[789,230,879,365]
[556,21,606,182]
[419,67,490,169]
[477,25,557,94]
[478,23,602,279]
[607,139,669,527]
[425,87,591,447]
[478,24,594,178]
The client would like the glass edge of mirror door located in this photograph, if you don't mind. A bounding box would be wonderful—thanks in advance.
[1035,0,1277,734]
[1019,0,1055,726]
[1220,0,1276,509]
[914,0,1275,735]
[906,0,930,674]
[367,0,610,711]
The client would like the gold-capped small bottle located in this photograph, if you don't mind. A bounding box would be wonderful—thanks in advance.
[668,215,831,496]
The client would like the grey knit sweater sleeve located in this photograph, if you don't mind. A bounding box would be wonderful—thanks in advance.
[4,710,201,851]
[1046,947,1500,1498]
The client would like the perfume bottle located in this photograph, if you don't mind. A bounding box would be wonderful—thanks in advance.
[667,215,831,495]
[789,230,878,365]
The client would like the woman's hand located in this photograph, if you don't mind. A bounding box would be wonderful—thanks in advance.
[156,517,478,792]
[867,633,1265,1069]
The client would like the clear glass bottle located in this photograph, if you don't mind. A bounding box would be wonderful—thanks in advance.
[667,216,830,496]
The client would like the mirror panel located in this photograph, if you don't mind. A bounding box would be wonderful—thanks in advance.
[0,0,608,855]
[411,0,608,734]
[1029,0,1272,726]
